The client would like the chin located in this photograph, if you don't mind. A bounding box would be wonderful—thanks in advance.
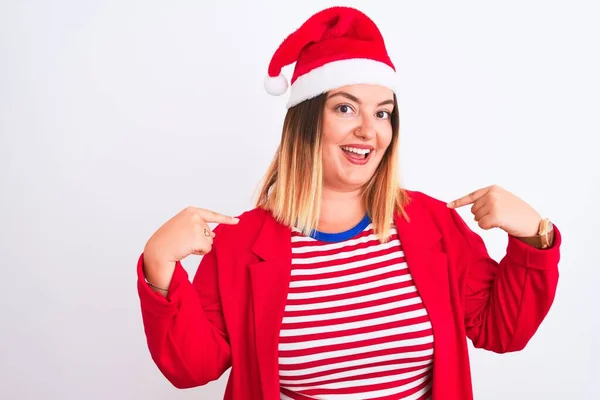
[336,174,373,190]
[325,160,379,190]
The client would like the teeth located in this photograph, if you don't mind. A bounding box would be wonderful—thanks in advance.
[341,146,371,155]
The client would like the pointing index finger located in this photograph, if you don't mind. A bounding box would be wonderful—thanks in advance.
[198,208,240,224]
[447,186,491,208]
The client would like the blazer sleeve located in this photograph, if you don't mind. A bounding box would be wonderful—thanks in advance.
[136,230,232,388]
[448,208,561,353]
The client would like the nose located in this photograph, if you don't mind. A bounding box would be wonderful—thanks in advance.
[354,114,376,140]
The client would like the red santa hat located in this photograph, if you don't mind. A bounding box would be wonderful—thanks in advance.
[264,6,397,108]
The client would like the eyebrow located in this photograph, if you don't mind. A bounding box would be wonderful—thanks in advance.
[327,91,394,107]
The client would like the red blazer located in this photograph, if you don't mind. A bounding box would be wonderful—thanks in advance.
[137,190,561,400]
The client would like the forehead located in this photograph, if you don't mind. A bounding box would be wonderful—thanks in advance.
[327,84,394,101]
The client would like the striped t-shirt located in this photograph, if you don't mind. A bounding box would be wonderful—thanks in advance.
[278,214,434,400]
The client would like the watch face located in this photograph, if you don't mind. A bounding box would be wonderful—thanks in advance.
[540,219,553,235]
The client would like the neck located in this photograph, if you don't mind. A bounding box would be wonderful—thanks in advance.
[317,184,366,233]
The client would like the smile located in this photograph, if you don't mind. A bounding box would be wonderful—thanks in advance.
[340,145,373,165]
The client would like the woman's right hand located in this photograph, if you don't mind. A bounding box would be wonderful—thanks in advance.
[142,207,239,294]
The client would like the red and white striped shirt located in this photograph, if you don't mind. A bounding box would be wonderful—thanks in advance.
[278,215,434,400]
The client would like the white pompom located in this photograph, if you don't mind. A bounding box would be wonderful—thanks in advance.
[264,73,289,96]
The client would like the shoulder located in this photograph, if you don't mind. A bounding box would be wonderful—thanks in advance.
[213,207,271,245]
[402,189,477,262]
[402,188,451,217]
[402,188,471,235]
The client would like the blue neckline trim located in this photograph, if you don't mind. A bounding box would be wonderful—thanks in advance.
[309,214,371,242]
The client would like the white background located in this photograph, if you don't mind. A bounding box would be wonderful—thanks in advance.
[1,0,599,399]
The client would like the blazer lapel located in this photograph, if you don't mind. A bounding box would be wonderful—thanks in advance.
[393,203,446,316]
[394,198,454,397]
[248,210,292,400]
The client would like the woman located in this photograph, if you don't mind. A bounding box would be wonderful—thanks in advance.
[137,6,561,400]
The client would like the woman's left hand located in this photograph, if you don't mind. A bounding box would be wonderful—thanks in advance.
[447,184,542,237]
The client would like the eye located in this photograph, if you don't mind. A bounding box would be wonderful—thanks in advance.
[335,104,355,115]
[376,110,391,120]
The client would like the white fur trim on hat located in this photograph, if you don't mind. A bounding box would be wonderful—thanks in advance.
[285,58,397,108]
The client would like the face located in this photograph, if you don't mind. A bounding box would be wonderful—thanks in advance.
[321,84,395,192]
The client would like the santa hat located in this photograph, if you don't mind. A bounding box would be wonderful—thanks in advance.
[264,6,397,108]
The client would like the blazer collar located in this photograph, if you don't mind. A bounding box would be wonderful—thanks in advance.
[250,196,443,261]
[251,209,291,262]
[393,194,442,253]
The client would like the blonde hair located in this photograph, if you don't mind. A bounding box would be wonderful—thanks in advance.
[255,92,409,243]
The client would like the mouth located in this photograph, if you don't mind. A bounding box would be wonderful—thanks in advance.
[340,145,373,165]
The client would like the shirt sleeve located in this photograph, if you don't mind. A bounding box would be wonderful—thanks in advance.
[136,238,232,388]
[448,208,561,353]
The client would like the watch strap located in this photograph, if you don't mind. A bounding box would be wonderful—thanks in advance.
[514,218,554,249]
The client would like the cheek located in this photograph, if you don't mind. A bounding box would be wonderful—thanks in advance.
[322,114,354,144]
[377,126,394,151]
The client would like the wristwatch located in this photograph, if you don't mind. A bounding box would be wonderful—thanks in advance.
[515,218,554,249]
